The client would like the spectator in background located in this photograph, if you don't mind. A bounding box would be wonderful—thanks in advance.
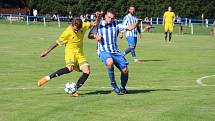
[90,14,94,21]
[212,21,215,36]
[33,9,38,22]
[52,14,57,21]
[26,8,30,16]
[69,14,73,22]
[176,15,183,35]
[143,16,151,32]
[80,14,86,22]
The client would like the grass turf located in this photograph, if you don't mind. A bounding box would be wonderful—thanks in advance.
[0,23,215,121]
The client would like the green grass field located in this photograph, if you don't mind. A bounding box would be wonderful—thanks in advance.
[0,23,215,121]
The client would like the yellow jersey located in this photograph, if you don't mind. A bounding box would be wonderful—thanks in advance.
[56,22,91,54]
[163,11,175,25]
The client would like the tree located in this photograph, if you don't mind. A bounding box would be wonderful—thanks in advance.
[26,0,215,18]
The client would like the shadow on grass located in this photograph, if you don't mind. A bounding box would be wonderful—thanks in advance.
[46,89,176,96]
[127,89,175,94]
[81,89,175,95]
[81,90,112,95]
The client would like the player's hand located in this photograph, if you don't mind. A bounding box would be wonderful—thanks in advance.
[139,34,143,39]
[119,32,123,39]
[137,19,142,25]
[94,35,102,42]
[40,50,49,57]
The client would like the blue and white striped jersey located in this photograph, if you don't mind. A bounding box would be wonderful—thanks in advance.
[97,20,127,54]
[122,14,138,37]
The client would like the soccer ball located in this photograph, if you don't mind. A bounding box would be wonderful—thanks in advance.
[64,82,77,94]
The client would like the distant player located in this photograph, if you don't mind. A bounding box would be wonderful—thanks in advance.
[88,9,141,94]
[163,6,176,42]
[122,5,143,63]
[37,18,98,97]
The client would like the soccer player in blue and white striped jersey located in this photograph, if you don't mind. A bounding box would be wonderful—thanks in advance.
[122,5,143,63]
[88,9,141,94]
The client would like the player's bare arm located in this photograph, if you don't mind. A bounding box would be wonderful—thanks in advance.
[40,41,58,57]
[119,32,123,39]
[162,17,165,25]
[89,11,101,27]
[88,11,102,41]
[137,26,143,39]
[126,19,141,31]
[88,33,102,42]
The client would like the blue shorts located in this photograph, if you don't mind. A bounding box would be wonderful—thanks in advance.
[99,51,129,70]
[127,36,137,47]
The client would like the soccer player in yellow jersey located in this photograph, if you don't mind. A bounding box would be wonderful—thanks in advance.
[163,6,175,42]
[37,18,97,97]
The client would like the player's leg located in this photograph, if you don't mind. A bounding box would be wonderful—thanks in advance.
[107,58,121,94]
[99,52,120,94]
[37,65,73,87]
[112,53,129,94]
[164,25,168,42]
[169,32,172,41]
[124,37,133,55]
[120,67,129,94]
[76,63,90,90]
[124,46,133,55]
[169,25,173,42]
[37,53,75,87]
[125,37,139,63]
[68,64,90,97]
[213,27,215,36]
[131,37,140,63]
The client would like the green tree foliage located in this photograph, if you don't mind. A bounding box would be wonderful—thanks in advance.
[27,0,215,18]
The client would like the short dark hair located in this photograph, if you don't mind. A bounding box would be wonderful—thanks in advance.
[127,4,136,13]
[128,4,136,9]
[106,8,116,16]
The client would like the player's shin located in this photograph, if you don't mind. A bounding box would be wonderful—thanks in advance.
[107,67,119,88]
[120,72,128,88]
[165,32,168,41]
[124,47,133,55]
[76,73,89,89]
[107,67,116,84]
[130,48,137,60]
[49,67,71,79]
[169,32,172,41]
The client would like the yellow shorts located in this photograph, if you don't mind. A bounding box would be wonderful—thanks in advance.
[65,52,89,72]
[165,24,173,32]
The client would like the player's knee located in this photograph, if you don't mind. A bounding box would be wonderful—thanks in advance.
[122,67,129,75]
[66,65,73,72]
[129,46,135,49]
[106,58,114,68]
[81,65,90,75]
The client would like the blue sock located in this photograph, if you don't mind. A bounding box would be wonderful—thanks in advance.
[107,67,116,85]
[124,48,133,55]
[130,48,137,60]
[121,72,128,88]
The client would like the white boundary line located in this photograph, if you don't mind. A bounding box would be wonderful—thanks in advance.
[196,75,215,86]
